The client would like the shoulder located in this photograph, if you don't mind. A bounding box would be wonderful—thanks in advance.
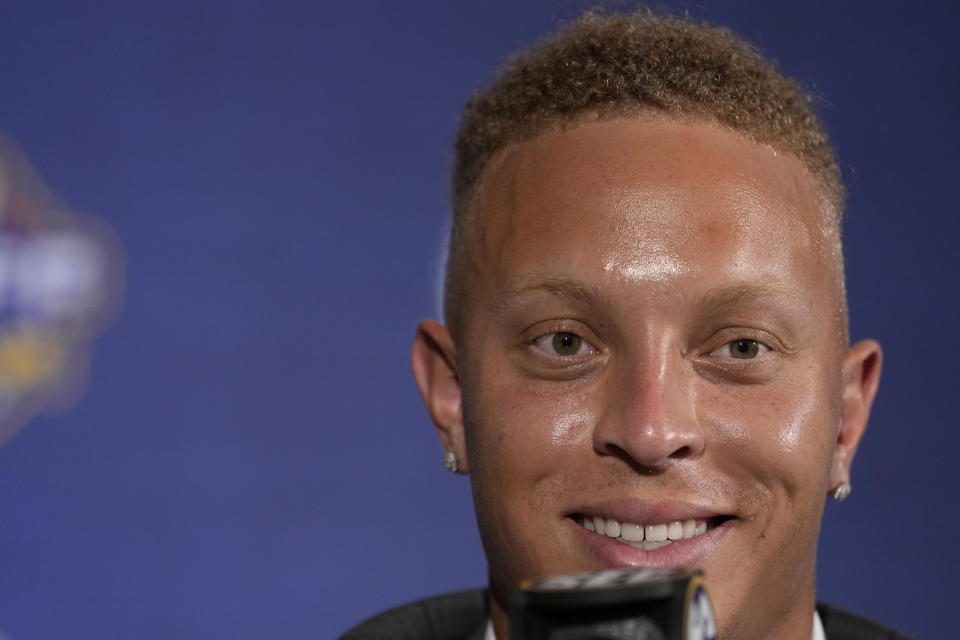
[817,602,921,640]
[340,589,488,640]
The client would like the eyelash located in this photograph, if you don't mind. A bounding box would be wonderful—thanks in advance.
[525,326,778,364]
[531,331,599,358]
[708,338,772,360]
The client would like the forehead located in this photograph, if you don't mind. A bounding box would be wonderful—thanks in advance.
[467,116,837,316]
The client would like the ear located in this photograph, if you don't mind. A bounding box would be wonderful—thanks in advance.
[411,319,469,473]
[830,339,883,492]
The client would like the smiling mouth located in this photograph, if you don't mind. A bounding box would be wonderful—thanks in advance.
[570,514,733,550]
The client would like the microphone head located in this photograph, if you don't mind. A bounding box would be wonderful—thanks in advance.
[510,568,717,640]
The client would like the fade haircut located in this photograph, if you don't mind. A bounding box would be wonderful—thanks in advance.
[444,10,846,338]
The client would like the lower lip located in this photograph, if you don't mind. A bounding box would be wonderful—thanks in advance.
[566,517,733,569]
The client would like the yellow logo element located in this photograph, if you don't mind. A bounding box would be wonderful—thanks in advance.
[0,138,122,445]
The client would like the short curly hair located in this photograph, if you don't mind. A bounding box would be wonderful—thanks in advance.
[444,10,845,335]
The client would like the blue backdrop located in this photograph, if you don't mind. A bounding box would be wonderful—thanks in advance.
[0,2,956,638]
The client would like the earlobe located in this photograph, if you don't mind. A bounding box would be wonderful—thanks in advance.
[830,339,883,494]
[411,320,469,473]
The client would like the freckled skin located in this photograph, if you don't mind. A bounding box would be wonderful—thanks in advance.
[412,116,881,640]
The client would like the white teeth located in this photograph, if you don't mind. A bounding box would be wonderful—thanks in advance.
[620,522,644,541]
[578,515,716,547]
[593,516,606,535]
[642,540,671,550]
[622,539,672,551]
[667,521,683,541]
[645,524,668,542]
[605,519,620,538]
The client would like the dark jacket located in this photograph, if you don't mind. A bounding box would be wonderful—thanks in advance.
[340,589,918,640]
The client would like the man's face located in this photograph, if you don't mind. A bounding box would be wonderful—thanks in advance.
[413,116,879,639]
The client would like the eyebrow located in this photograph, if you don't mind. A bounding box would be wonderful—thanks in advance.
[494,275,808,330]
[694,282,802,310]
[497,274,606,308]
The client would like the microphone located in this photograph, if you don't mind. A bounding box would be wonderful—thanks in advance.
[509,568,717,640]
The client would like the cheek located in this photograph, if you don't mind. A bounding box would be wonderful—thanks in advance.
[462,372,600,582]
[463,357,600,502]
[547,398,595,448]
[469,380,596,471]
[703,375,834,493]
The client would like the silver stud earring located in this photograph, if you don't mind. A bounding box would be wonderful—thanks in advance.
[443,450,459,473]
[831,482,851,502]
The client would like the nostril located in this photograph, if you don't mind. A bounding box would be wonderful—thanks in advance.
[593,421,704,470]
[670,445,694,459]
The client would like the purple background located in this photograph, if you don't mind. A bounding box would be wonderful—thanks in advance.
[0,2,956,638]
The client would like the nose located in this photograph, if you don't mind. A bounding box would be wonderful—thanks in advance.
[592,351,705,471]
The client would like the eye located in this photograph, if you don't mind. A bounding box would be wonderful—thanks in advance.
[532,331,597,357]
[710,339,770,360]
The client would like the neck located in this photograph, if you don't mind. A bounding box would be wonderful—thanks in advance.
[489,589,510,640]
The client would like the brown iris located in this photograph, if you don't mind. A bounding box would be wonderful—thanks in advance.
[551,332,583,356]
[731,339,760,359]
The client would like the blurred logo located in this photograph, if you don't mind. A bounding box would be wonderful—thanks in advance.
[0,138,121,445]
[684,576,718,640]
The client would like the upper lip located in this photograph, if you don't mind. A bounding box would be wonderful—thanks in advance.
[570,498,732,525]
